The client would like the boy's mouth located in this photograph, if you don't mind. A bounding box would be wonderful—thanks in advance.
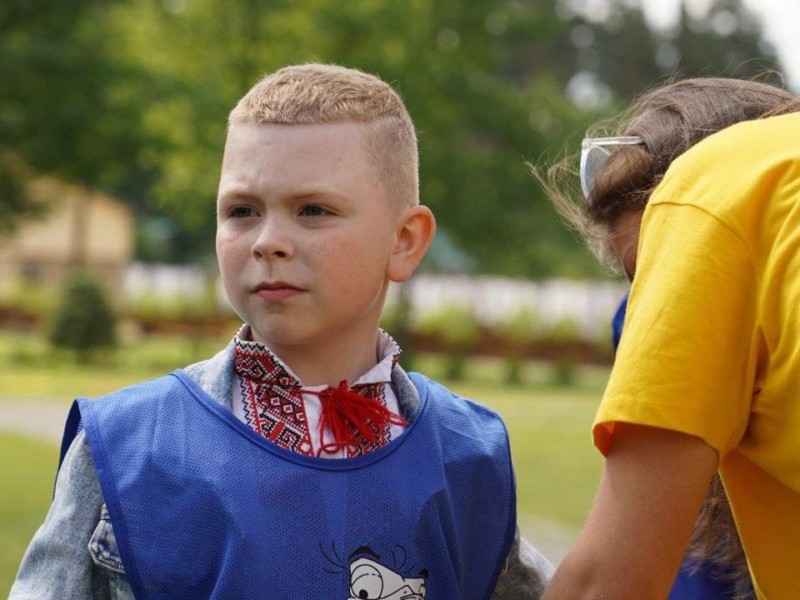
[254,281,300,290]
[253,281,303,300]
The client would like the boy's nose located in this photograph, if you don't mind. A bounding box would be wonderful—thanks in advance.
[251,218,293,260]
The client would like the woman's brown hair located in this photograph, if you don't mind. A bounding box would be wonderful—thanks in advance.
[537,77,800,270]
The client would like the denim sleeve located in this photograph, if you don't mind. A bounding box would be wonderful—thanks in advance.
[490,527,555,600]
[8,431,131,600]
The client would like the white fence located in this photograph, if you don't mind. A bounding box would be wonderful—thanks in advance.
[125,264,628,342]
[391,274,626,341]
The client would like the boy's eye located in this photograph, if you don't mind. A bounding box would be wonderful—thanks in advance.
[229,206,257,219]
[299,204,330,217]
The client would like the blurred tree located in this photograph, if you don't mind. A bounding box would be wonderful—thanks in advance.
[0,1,157,230]
[104,0,782,275]
[97,0,593,275]
[562,0,782,110]
[0,156,43,232]
[672,0,780,82]
[0,0,785,276]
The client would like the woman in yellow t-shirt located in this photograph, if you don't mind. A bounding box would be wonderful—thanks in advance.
[537,78,800,599]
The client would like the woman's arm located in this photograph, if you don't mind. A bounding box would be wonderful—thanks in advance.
[543,423,718,600]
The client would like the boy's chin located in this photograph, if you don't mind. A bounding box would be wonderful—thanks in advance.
[243,324,307,349]
[244,326,279,347]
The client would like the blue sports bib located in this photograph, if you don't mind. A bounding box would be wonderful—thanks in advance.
[61,371,515,600]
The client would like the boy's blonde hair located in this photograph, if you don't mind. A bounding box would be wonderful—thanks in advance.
[229,63,418,208]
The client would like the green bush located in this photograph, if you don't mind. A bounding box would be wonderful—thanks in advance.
[419,304,481,381]
[547,316,581,387]
[0,278,55,321]
[379,301,403,333]
[551,360,578,387]
[419,303,481,347]
[548,315,580,343]
[126,287,221,324]
[495,307,542,385]
[380,298,417,369]
[49,271,117,362]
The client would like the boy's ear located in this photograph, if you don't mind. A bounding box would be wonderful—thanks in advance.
[387,205,436,283]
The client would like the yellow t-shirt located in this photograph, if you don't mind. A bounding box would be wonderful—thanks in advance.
[595,111,800,598]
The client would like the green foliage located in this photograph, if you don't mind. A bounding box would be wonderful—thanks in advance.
[548,315,580,342]
[503,356,524,387]
[0,278,56,320]
[545,315,581,386]
[380,299,413,366]
[126,288,221,324]
[495,307,543,385]
[419,303,481,380]
[0,156,46,233]
[497,306,543,346]
[551,360,578,387]
[379,301,403,333]
[0,0,785,272]
[565,0,781,108]
[419,303,481,348]
[48,272,117,362]
[1,1,157,229]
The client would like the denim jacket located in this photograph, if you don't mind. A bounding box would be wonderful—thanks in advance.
[10,342,553,599]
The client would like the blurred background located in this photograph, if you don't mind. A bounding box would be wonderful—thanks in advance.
[0,0,795,591]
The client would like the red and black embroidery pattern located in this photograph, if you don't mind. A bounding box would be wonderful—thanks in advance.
[233,337,396,457]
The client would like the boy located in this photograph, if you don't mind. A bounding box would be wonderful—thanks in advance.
[11,64,552,599]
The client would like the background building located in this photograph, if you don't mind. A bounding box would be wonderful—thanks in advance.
[0,176,134,302]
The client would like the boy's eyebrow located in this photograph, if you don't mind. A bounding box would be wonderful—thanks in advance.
[218,185,353,204]
[293,190,353,204]
[217,188,260,202]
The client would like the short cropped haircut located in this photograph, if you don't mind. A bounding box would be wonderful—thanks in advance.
[229,64,418,208]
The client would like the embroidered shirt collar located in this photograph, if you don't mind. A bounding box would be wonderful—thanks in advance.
[233,324,401,388]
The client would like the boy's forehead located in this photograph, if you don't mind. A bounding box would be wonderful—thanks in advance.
[219,121,389,201]
[225,119,373,146]
[222,120,377,169]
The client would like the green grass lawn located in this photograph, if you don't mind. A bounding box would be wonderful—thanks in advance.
[0,330,231,402]
[446,379,603,534]
[0,432,59,596]
[0,331,608,592]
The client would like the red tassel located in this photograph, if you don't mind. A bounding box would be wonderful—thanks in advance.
[304,380,407,456]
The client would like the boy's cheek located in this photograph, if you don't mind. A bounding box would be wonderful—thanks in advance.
[216,227,242,244]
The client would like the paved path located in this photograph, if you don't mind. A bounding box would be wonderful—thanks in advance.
[0,399,70,445]
[0,400,574,565]
[520,517,574,566]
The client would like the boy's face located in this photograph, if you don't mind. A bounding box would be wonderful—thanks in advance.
[216,121,404,358]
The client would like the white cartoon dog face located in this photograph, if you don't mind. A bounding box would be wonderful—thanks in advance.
[348,555,426,600]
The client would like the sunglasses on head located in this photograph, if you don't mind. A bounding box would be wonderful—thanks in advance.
[580,136,645,200]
